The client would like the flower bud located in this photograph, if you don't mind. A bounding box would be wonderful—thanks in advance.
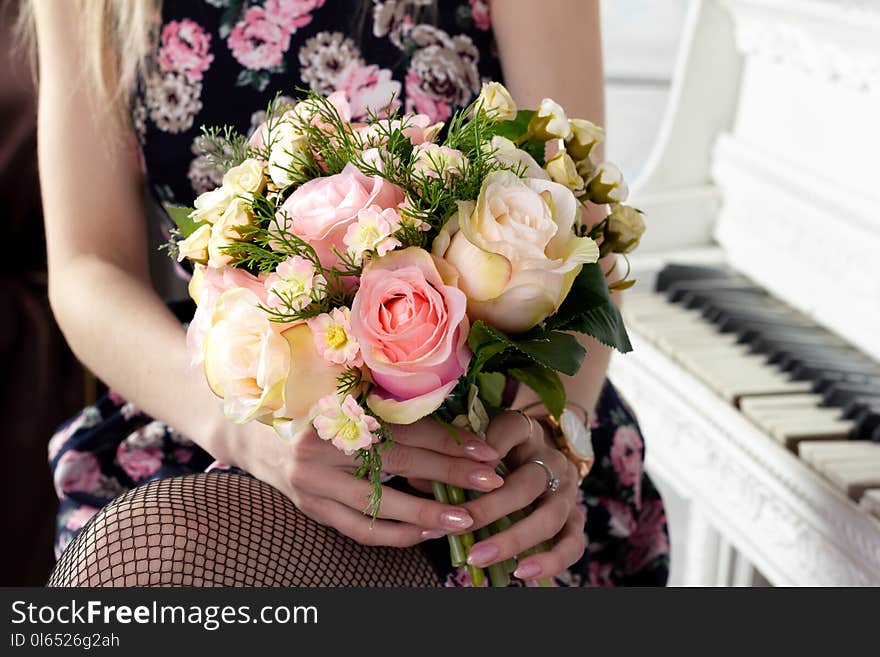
[585,162,628,204]
[528,98,573,141]
[544,150,584,192]
[604,204,645,254]
[176,223,211,264]
[475,82,517,122]
[565,118,605,161]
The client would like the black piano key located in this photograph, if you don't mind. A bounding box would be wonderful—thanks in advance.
[790,359,880,381]
[815,372,880,392]
[821,383,880,409]
[655,265,736,293]
[842,397,880,419]
[741,328,842,349]
[851,411,880,441]
[773,348,868,369]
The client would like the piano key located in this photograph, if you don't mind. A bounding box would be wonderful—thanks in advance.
[655,264,738,292]
[798,440,880,467]
[859,489,880,519]
[824,463,880,501]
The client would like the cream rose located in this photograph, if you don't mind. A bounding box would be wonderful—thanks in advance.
[267,120,309,189]
[586,162,629,204]
[433,170,600,333]
[565,118,605,161]
[223,158,267,195]
[529,98,573,141]
[207,197,255,269]
[176,223,211,264]
[190,185,234,225]
[476,81,517,121]
[488,136,549,180]
[203,288,289,424]
[545,150,584,192]
[604,204,646,254]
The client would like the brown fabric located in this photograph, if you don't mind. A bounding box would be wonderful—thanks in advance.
[0,5,84,585]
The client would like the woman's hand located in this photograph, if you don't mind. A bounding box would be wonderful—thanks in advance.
[461,410,586,581]
[240,418,503,548]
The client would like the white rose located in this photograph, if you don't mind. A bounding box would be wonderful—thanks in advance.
[476,82,517,122]
[412,143,468,178]
[222,158,266,195]
[529,98,573,141]
[176,223,211,264]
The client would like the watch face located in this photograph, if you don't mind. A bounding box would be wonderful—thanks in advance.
[560,409,593,460]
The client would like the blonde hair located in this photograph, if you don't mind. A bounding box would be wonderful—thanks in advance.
[17,0,160,111]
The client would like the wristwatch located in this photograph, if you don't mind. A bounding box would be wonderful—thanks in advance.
[525,402,595,480]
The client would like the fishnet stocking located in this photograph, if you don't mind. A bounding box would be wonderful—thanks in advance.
[48,473,442,587]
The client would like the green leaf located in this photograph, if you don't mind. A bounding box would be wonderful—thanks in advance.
[467,321,586,376]
[510,366,566,418]
[521,139,546,166]
[546,263,633,353]
[475,371,506,409]
[492,109,534,141]
[165,205,200,238]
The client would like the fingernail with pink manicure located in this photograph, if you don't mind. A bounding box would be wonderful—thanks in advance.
[440,510,473,530]
[468,468,504,490]
[466,542,500,567]
[514,562,542,580]
[463,440,498,461]
[421,529,446,540]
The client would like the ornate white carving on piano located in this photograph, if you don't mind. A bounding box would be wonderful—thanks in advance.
[725,0,880,93]
[610,332,880,586]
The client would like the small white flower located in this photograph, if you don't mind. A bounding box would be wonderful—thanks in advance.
[343,205,403,265]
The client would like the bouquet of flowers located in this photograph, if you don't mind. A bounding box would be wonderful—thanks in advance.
[169,82,645,586]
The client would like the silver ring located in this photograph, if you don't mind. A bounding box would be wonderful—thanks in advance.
[528,459,559,493]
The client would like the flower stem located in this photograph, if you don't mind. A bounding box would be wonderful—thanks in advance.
[431,481,466,567]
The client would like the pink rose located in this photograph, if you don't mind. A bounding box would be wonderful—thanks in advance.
[589,562,614,588]
[603,498,636,539]
[117,444,164,482]
[54,450,102,498]
[228,6,291,70]
[265,0,325,32]
[157,19,214,82]
[405,69,452,124]
[610,425,644,504]
[334,62,402,121]
[350,247,471,424]
[187,264,267,366]
[278,163,405,268]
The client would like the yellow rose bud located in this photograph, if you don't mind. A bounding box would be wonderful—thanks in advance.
[207,198,254,268]
[565,118,605,161]
[604,204,645,254]
[176,223,211,264]
[544,150,584,192]
[268,121,309,188]
[476,82,517,122]
[222,158,266,195]
[528,98,573,141]
[585,162,629,204]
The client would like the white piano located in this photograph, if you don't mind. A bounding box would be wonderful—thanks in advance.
[608,0,880,586]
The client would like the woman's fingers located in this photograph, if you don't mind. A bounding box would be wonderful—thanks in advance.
[465,491,571,569]
[319,470,476,533]
[298,495,429,548]
[463,441,572,527]
[512,508,587,581]
[381,443,504,492]
[392,420,498,462]
[484,410,539,459]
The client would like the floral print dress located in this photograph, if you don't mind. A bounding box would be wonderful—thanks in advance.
[49,0,670,587]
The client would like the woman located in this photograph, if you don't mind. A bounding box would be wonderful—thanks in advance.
[27,0,669,587]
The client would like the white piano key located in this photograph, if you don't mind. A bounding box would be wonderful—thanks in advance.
[769,420,856,448]
[859,489,880,519]
[824,463,880,501]
[739,394,824,412]
[798,441,880,468]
